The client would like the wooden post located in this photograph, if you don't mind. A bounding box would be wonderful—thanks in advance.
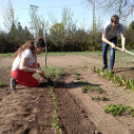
[44,32,47,67]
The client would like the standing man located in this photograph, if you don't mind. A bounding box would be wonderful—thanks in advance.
[102,15,126,72]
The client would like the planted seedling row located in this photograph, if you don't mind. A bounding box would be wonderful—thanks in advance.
[93,66,134,92]
[49,86,62,134]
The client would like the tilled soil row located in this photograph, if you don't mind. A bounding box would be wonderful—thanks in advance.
[54,82,97,134]
[0,86,55,134]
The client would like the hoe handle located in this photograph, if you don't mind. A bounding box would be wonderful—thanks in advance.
[116,47,134,56]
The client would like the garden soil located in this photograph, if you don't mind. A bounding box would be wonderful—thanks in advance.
[1,54,134,134]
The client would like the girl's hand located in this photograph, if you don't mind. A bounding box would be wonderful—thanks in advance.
[36,69,43,75]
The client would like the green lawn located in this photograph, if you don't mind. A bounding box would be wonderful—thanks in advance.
[1,50,134,62]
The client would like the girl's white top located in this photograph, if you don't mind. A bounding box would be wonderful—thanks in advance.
[12,49,37,71]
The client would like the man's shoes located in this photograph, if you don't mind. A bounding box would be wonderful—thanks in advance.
[10,78,17,90]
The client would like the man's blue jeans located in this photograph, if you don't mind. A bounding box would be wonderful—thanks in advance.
[102,37,117,70]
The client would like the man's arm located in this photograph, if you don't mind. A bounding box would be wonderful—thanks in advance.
[102,34,116,49]
[121,34,126,51]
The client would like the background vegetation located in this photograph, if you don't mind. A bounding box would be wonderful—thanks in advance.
[0,0,134,53]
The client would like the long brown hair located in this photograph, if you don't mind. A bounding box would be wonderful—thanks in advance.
[14,37,45,59]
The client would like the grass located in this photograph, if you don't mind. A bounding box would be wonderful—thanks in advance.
[0,81,8,87]
[1,50,134,63]
[0,51,102,57]
[41,66,63,80]
[0,53,14,57]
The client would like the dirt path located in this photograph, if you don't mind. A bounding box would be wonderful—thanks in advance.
[0,54,134,134]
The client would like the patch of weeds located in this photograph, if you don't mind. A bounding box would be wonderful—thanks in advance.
[73,76,83,80]
[82,85,94,93]
[104,104,134,117]
[71,81,89,85]
[94,86,105,94]
[42,66,63,80]
[92,96,111,101]
[73,72,80,76]
[82,85,105,94]
[0,81,8,87]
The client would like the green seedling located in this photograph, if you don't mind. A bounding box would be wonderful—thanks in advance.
[99,69,105,76]
[112,74,123,86]
[121,76,128,84]
[131,111,134,117]
[53,79,58,86]
[82,85,94,93]
[104,104,123,116]
[97,69,100,75]
[129,79,134,92]
[106,71,114,80]
[94,86,105,94]
[92,66,96,72]
[73,72,80,76]
[104,104,134,117]
[92,96,111,101]
[92,96,100,101]
[0,81,7,87]
[71,81,89,85]
[73,76,83,80]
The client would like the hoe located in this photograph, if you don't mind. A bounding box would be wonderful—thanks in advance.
[116,47,134,56]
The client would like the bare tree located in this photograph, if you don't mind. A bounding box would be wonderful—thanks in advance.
[29,5,48,38]
[2,0,19,31]
[86,0,134,17]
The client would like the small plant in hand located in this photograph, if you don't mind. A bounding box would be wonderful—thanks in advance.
[104,104,134,117]
[92,96,111,101]
[0,81,7,87]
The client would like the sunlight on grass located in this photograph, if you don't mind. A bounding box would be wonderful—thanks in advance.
[41,66,63,80]
[1,50,134,64]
